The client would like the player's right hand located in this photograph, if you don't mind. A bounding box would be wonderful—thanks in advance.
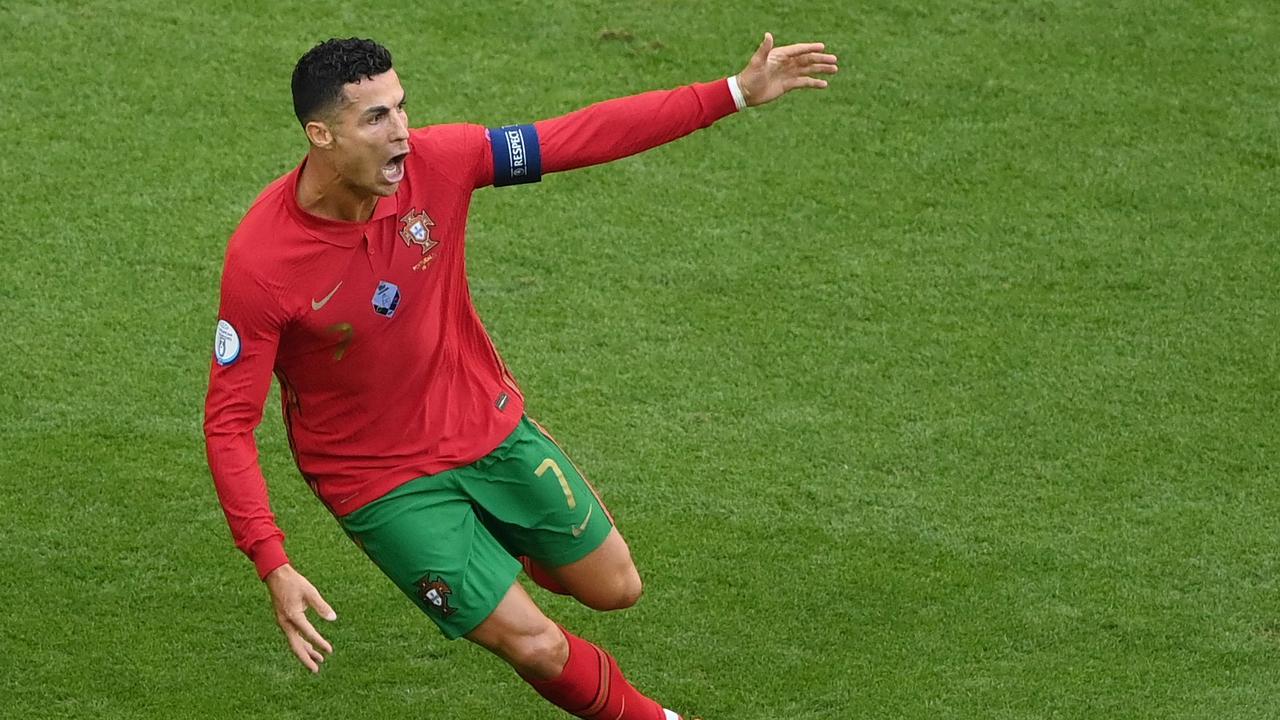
[735,32,838,107]
[264,563,338,673]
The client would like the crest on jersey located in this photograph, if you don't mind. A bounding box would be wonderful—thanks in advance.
[399,209,437,255]
[416,574,456,617]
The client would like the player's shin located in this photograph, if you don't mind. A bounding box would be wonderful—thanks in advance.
[522,627,674,720]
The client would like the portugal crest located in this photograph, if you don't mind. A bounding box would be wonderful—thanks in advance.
[399,209,437,255]
[416,574,456,617]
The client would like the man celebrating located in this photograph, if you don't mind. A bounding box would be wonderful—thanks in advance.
[205,35,836,719]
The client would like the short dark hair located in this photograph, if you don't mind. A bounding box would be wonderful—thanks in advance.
[291,38,393,126]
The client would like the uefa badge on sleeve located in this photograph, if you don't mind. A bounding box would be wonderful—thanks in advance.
[213,319,241,366]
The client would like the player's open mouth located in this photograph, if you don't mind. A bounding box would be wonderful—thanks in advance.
[383,152,408,183]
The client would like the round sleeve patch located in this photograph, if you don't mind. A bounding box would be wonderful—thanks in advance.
[214,319,241,366]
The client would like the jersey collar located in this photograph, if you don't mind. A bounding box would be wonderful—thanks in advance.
[285,159,400,247]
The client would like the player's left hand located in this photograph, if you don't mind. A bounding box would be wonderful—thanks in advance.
[265,564,337,673]
[736,32,839,107]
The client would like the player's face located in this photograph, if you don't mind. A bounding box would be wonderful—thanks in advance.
[328,69,411,197]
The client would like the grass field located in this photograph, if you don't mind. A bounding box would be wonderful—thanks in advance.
[2,1,1278,718]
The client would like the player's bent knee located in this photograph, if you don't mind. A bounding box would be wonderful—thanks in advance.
[582,568,643,611]
[466,585,570,680]
[501,622,569,680]
[612,571,644,609]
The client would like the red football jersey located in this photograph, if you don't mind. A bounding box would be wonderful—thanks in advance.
[205,79,737,578]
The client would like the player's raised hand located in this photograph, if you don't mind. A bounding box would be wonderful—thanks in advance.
[736,32,838,107]
[264,564,338,673]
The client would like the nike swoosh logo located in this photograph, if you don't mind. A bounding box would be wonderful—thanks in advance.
[311,282,343,311]
[571,505,593,538]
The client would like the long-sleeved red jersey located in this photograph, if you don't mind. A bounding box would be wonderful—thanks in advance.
[204,79,738,579]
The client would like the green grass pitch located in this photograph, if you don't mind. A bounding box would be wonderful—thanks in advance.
[2,1,1278,718]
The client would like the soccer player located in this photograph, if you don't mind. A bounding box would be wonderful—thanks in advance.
[205,35,836,719]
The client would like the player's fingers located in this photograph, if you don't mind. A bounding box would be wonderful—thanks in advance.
[286,633,320,673]
[307,588,338,622]
[775,42,826,58]
[786,77,829,91]
[307,645,326,666]
[805,63,840,75]
[802,53,839,66]
[290,612,334,655]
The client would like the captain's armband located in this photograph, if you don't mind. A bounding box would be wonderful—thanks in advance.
[487,124,542,187]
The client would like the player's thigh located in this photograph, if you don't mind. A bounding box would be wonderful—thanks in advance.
[466,416,619,570]
[547,526,643,610]
[338,474,521,640]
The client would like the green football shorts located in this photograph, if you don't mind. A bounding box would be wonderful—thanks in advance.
[338,415,614,639]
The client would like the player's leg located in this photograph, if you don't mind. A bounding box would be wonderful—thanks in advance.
[466,580,682,720]
[339,468,683,718]
[470,416,643,611]
[518,529,642,610]
[464,579,566,678]
[542,526,642,610]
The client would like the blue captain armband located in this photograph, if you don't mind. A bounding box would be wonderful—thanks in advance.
[487,124,542,187]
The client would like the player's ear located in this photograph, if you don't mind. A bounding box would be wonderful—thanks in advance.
[305,119,334,149]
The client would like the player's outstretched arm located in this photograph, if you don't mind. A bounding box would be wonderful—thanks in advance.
[264,564,338,673]
[474,32,838,186]
[735,32,838,107]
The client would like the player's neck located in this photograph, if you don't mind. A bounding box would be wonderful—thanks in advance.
[296,153,378,223]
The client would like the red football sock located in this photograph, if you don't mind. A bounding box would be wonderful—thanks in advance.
[525,628,666,720]
[520,555,571,596]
